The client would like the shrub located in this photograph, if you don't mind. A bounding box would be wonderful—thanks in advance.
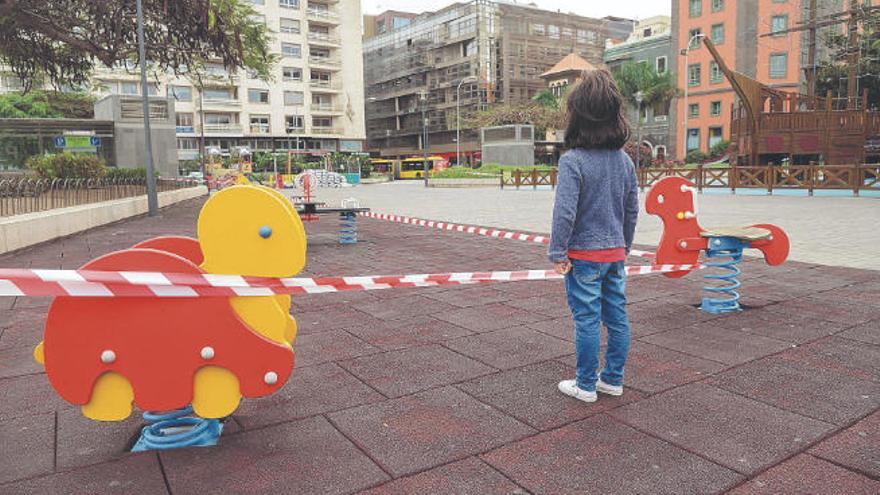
[26,153,106,179]
[685,150,709,164]
[104,167,158,181]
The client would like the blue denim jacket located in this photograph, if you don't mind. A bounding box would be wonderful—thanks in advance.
[548,148,639,263]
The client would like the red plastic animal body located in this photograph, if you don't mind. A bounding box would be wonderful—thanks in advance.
[42,248,294,413]
[644,177,790,278]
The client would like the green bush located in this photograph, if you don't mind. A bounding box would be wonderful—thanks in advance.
[26,153,107,179]
[685,150,709,164]
[104,167,158,181]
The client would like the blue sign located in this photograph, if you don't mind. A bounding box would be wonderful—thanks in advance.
[89,136,102,147]
[54,136,66,148]
[176,126,195,134]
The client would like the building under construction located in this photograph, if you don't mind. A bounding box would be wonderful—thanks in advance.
[363,0,622,162]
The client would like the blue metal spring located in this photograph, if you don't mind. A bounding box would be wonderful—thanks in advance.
[339,212,358,245]
[700,236,745,314]
[131,406,223,452]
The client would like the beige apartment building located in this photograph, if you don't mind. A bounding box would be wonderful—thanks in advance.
[1,0,366,162]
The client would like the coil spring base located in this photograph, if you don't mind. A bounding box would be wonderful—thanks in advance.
[131,406,223,452]
[700,236,745,314]
[339,212,357,245]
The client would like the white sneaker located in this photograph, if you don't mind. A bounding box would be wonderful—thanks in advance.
[596,377,623,396]
[558,380,597,403]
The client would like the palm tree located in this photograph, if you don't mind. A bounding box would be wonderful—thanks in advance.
[613,61,680,118]
[532,89,560,110]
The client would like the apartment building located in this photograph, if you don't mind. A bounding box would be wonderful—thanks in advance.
[363,0,617,162]
[363,10,418,38]
[10,0,366,162]
[672,0,805,158]
[605,16,675,160]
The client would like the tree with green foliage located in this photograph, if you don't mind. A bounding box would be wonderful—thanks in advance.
[612,61,680,117]
[467,102,563,137]
[0,0,276,90]
[0,91,95,118]
[532,89,561,111]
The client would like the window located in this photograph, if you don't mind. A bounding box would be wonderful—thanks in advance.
[205,113,233,125]
[708,126,724,148]
[711,23,724,44]
[286,115,304,133]
[689,0,702,17]
[577,29,587,44]
[280,0,299,8]
[121,82,139,95]
[687,129,700,151]
[282,43,301,58]
[656,56,667,74]
[688,103,700,118]
[643,28,653,38]
[249,115,270,134]
[688,63,701,86]
[532,24,545,36]
[710,61,723,83]
[283,67,302,82]
[771,15,788,35]
[711,0,724,12]
[770,53,787,78]
[250,0,265,4]
[176,113,194,127]
[689,28,703,48]
[653,100,670,120]
[548,25,560,40]
[203,88,234,101]
[177,138,197,150]
[280,18,301,34]
[284,91,304,106]
[710,101,722,116]
[312,116,332,128]
[248,89,269,104]
[170,85,192,101]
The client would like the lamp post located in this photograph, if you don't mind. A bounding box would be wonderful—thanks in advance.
[456,76,478,168]
[681,32,705,161]
[135,0,158,216]
[635,91,644,167]
[420,90,429,187]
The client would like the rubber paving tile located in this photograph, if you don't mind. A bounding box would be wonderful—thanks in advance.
[482,414,742,495]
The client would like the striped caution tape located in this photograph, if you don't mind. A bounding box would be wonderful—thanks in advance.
[358,212,655,258]
[0,264,699,298]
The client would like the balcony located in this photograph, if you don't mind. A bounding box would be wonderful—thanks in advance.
[311,126,341,135]
[310,103,343,114]
[306,9,339,24]
[308,55,341,69]
[203,123,243,134]
[309,79,341,91]
[201,98,241,110]
[307,32,341,46]
[248,124,271,135]
[286,127,307,135]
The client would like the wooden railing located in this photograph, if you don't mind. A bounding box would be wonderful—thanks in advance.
[636,165,880,196]
[501,169,558,189]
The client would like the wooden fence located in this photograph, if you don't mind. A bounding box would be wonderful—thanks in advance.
[500,165,879,195]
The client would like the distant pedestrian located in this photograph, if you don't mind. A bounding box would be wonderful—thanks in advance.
[548,69,639,403]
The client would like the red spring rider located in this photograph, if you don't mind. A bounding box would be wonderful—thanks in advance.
[645,177,790,313]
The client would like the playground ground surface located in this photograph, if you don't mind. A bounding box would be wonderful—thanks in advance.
[0,197,877,494]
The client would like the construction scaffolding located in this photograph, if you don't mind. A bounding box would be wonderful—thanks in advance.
[363,0,616,161]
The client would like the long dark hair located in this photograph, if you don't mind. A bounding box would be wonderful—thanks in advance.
[564,69,631,150]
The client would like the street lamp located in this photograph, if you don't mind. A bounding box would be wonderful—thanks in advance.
[420,90,429,187]
[681,32,705,161]
[456,76,478,168]
[135,0,158,216]
[635,91,644,167]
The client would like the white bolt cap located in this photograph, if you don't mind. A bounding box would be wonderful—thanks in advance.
[200,346,215,360]
[657,194,665,204]
[264,371,278,385]
[100,350,116,364]
[680,241,687,248]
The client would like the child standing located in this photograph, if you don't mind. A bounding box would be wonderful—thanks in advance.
[548,70,639,403]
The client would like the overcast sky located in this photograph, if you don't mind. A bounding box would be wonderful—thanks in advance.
[361,0,670,20]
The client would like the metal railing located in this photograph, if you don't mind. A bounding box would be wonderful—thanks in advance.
[0,177,200,217]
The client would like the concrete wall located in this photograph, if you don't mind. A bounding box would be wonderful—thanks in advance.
[94,95,179,178]
[0,186,206,254]
[481,125,535,167]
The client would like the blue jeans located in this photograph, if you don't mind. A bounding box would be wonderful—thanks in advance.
[565,259,631,392]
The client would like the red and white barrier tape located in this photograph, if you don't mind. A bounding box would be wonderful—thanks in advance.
[358,212,655,258]
[0,264,698,298]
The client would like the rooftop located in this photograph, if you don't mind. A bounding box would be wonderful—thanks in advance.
[540,52,598,79]
[0,195,877,493]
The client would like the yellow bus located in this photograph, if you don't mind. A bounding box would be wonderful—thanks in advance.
[370,159,395,175]
[393,156,446,180]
